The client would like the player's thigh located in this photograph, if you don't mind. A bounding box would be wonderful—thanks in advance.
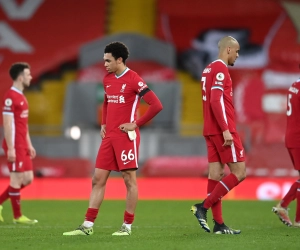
[112,135,140,171]
[23,150,33,172]
[9,172,24,187]
[121,169,137,187]
[287,148,300,170]
[208,162,225,180]
[23,170,34,185]
[204,136,221,163]
[95,137,118,171]
[210,133,245,164]
[227,161,246,180]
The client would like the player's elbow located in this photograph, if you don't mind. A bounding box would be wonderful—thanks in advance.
[157,102,163,113]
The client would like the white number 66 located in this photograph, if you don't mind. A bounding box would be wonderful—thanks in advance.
[121,150,135,161]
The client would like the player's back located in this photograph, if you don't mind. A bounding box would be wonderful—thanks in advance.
[2,87,29,149]
[285,78,300,148]
[201,59,236,135]
[103,68,147,137]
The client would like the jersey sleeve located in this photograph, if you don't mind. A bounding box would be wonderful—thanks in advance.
[2,93,15,116]
[211,63,227,92]
[210,63,229,132]
[130,73,149,96]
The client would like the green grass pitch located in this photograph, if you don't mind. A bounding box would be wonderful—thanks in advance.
[0,200,299,250]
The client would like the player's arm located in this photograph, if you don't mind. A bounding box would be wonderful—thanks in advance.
[119,89,163,132]
[210,88,233,146]
[100,94,108,139]
[26,128,36,159]
[135,89,163,127]
[3,113,16,162]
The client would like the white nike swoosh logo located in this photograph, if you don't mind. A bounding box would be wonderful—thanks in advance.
[124,161,131,165]
[107,85,111,88]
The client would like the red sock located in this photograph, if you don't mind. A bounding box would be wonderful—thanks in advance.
[295,183,300,222]
[124,211,134,224]
[9,186,21,219]
[0,186,10,205]
[207,179,223,224]
[85,208,99,223]
[204,173,239,209]
[281,180,299,208]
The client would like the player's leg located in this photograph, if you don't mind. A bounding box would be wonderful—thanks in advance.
[112,136,139,236]
[191,136,222,233]
[272,148,297,226]
[200,134,245,234]
[112,169,137,236]
[84,168,111,225]
[63,169,111,236]
[22,152,34,187]
[204,133,246,209]
[0,159,33,214]
[12,152,37,224]
[0,169,23,221]
[208,162,225,225]
[63,138,116,236]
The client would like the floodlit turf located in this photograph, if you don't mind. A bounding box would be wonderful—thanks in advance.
[0,200,299,250]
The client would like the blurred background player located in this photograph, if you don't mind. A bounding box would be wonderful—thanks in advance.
[0,62,38,224]
[190,36,246,234]
[63,42,163,236]
[272,76,300,228]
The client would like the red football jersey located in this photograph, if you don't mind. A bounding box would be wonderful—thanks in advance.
[285,78,300,148]
[2,87,29,150]
[201,59,237,135]
[102,68,148,137]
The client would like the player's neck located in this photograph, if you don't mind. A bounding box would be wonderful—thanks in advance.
[218,53,228,66]
[115,65,127,77]
[13,82,24,92]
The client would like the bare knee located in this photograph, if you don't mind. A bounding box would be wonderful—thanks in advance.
[209,171,225,181]
[122,171,137,190]
[229,163,247,182]
[91,173,107,188]
[23,178,33,186]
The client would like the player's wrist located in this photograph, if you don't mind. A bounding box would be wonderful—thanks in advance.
[133,121,139,128]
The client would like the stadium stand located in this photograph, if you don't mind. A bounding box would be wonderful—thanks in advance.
[108,0,156,37]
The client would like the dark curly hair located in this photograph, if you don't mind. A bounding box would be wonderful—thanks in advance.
[9,62,30,81]
[104,42,129,64]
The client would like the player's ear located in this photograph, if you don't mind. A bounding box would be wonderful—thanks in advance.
[117,57,123,64]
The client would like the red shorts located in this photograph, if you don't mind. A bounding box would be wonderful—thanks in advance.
[204,133,245,164]
[287,148,300,170]
[95,134,140,172]
[4,148,33,172]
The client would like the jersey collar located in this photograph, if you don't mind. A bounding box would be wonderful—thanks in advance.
[11,86,23,95]
[213,59,228,67]
[115,67,130,79]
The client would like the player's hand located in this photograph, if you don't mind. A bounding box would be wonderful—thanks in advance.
[7,148,16,162]
[119,123,137,133]
[100,125,106,139]
[222,130,233,146]
[28,146,36,159]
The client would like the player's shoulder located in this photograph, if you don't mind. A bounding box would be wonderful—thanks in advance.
[210,59,228,71]
[3,88,19,99]
[125,68,140,79]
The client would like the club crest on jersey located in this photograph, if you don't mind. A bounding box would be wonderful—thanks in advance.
[119,95,125,103]
[5,98,12,106]
[138,82,144,87]
[120,84,126,93]
[216,72,225,81]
